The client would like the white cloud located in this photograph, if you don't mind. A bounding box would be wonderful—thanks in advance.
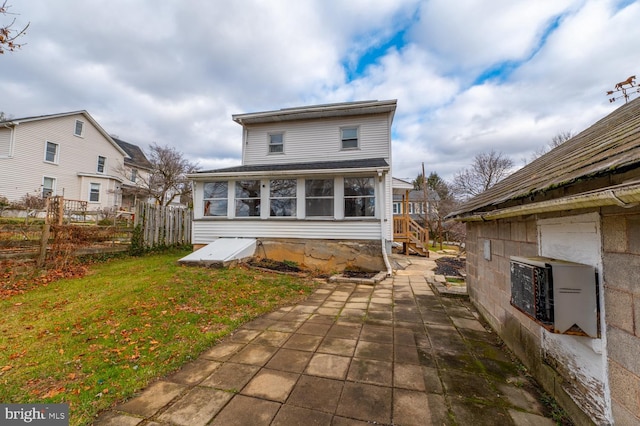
[2,0,639,186]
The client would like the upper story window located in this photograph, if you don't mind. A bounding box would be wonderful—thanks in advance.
[270,179,296,217]
[203,182,228,216]
[130,168,138,183]
[74,120,85,137]
[44,141,59,164]
[89,183,100,202]
[43,177,55,198]
[268,132,284,154]
[305,179,334,217]
[97,156,106,173]
[341,127,358,150]
[235,180,261,217]
[344,177,375,217]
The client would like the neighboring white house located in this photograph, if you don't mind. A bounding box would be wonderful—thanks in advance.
[188,100,397,272]
[0,111,140,211]
[112,137,154,210]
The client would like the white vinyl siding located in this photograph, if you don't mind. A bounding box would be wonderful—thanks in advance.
[192,219,381,243]
[0,113,126,208]
[242,114,391,166]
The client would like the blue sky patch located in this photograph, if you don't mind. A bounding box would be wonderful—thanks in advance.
[344,29,407,82]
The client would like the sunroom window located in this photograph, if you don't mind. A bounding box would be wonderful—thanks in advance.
[305,179,334,217]
[235,180,261,217]
[270,179,296,217]
[344,177,375,217]
[203,182,228,216]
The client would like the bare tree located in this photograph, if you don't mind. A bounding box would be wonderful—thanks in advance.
[1,1,29,54]
[452,149,514,200]
[125,143,198,206]
[529,130,574,162]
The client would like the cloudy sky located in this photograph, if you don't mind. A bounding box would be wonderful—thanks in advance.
[2,0,639,182]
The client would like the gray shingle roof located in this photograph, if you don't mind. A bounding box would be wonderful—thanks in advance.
[196,158,389,175]
[112,138,153,170]
[450,97,640,217]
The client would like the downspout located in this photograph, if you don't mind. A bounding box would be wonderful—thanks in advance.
[378,169,393,277]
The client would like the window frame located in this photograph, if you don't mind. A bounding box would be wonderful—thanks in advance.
[97,156,106,173]
[269,179,297,217]
[344,177,375,218]
[268,132,284,154]
[235,180,261,217]
[44,141,59,164]
[340,126,359,150]
[305,178,334,218]
[42,176,56,198]
[203,181,229,217]
[130,168,138,183]
[74,120,85,137]
[89,182,100,203]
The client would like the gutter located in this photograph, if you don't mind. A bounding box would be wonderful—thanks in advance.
[187,166,390,180]
[450,180,640,222]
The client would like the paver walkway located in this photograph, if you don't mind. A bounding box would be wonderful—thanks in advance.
[94,254,557,426]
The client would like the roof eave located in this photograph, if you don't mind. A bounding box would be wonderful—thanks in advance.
[448,180,640,222]
[188,165,390,180]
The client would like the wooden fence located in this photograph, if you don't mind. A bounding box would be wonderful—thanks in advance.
[134,202,192,248]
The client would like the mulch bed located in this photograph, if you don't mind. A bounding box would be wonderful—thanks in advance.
[248,258,302,273]
[434,257,466,277]
[342,270,378,279]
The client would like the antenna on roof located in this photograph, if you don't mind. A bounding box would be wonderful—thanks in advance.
[606,75,638,104]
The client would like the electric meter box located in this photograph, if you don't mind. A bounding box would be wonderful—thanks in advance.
[510,256,598,338]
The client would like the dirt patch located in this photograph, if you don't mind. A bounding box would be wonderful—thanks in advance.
[342,270,378,279]
[248,258,302,273]
[435,257,466,277]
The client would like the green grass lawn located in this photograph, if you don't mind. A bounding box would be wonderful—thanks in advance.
[0,249,318,425]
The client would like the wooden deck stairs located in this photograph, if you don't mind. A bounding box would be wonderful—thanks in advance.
[393,215,429,257]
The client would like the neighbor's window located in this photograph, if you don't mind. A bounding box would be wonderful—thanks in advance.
[42,177,55,198]
[341,127,358,149]
[131,168,138,183]
[89,183,100,202]
[74,120,84,137]
[344,177,375,217]
[97,156,106,173]
[305,179,334,217]
[45,141,59,163]
[203,182,228,216]
[270,179,296,217]
[393,202,400,215]
[235,180,261,217]
[269,132,284,154]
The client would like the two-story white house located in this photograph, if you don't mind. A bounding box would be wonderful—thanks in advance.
[0,111,140,211]
[188,100,397,272]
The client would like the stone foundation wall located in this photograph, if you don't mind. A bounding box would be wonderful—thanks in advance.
[193,238,385,273]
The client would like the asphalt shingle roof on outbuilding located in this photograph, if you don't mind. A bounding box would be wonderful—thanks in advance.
[449,96,640,220]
